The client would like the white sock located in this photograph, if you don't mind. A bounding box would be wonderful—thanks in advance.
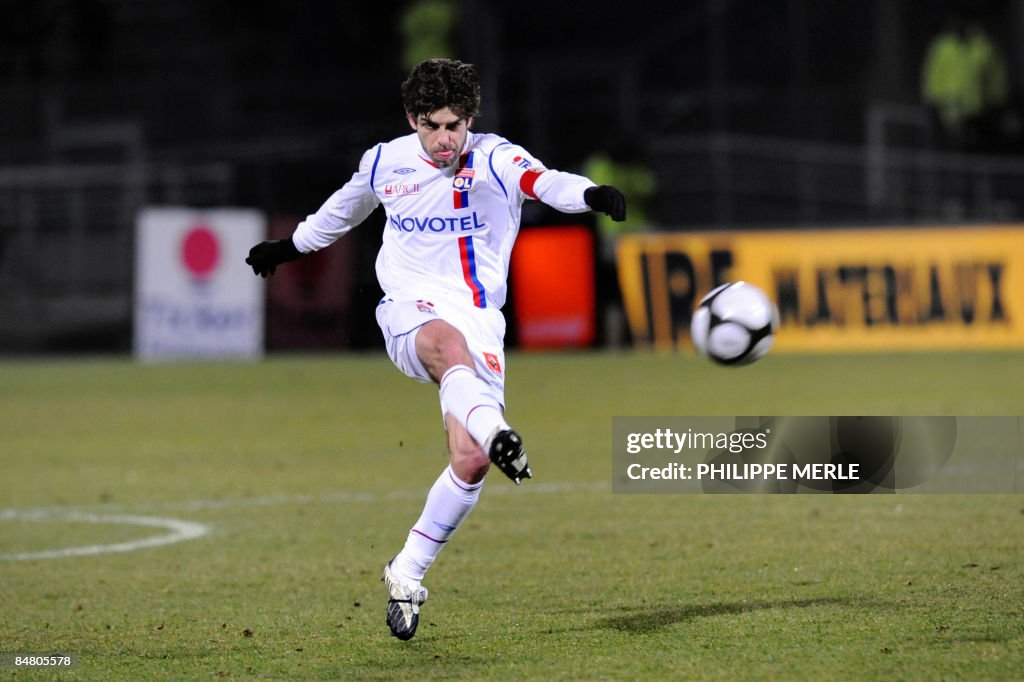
[438,364,509,447]
[394,465,483,583]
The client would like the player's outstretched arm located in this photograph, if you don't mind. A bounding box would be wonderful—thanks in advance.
[584,185,627,222]
[245,237,303,277]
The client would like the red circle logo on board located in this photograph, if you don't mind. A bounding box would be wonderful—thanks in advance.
[181,225,220,280]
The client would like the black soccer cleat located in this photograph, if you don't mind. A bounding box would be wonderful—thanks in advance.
[382,559,428,641]
[487,428,532,485]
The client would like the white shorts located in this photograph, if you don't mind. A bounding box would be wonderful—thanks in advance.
[375,297,507,412]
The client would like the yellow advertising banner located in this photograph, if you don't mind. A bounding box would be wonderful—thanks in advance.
[617,226,1023,351]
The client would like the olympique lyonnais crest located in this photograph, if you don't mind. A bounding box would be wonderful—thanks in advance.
[454,167,475,190]
[453,151,477,209]
[416,300,436,314]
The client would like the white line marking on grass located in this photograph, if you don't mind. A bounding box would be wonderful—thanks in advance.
[0,480,607,560]
[0,509,210,561]
[130,480,611,513]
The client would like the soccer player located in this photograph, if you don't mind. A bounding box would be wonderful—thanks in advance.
[245,58,626,640]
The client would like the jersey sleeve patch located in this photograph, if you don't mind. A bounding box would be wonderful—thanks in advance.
[519,168,545,199]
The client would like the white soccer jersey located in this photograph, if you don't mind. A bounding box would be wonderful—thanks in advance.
[291,131,595,309]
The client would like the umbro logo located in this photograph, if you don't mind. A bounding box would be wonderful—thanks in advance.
[395,167,416,175]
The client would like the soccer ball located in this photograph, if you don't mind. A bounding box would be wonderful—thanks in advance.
[690,281,779,366]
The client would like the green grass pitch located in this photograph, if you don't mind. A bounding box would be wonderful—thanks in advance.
[1,351,1022,680]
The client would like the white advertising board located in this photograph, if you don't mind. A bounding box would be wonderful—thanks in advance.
[134,207,265,361]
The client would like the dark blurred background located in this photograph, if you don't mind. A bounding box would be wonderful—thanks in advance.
[3,0,1024,351]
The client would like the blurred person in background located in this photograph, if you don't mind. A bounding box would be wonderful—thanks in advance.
[922,11,1010,151]
[245,58,625,641]
[399,0,457,70]
[582,141,655,347]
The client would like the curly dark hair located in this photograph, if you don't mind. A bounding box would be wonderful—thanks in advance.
[401,58,481,120]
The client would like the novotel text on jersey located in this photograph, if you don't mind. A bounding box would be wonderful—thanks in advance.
[389,212,487,233]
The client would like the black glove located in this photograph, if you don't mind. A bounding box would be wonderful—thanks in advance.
[245,237,302,277]
[584,185,627,222]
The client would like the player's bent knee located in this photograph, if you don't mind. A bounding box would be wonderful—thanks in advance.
[446,414,490,483]
[450,445,490,484]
